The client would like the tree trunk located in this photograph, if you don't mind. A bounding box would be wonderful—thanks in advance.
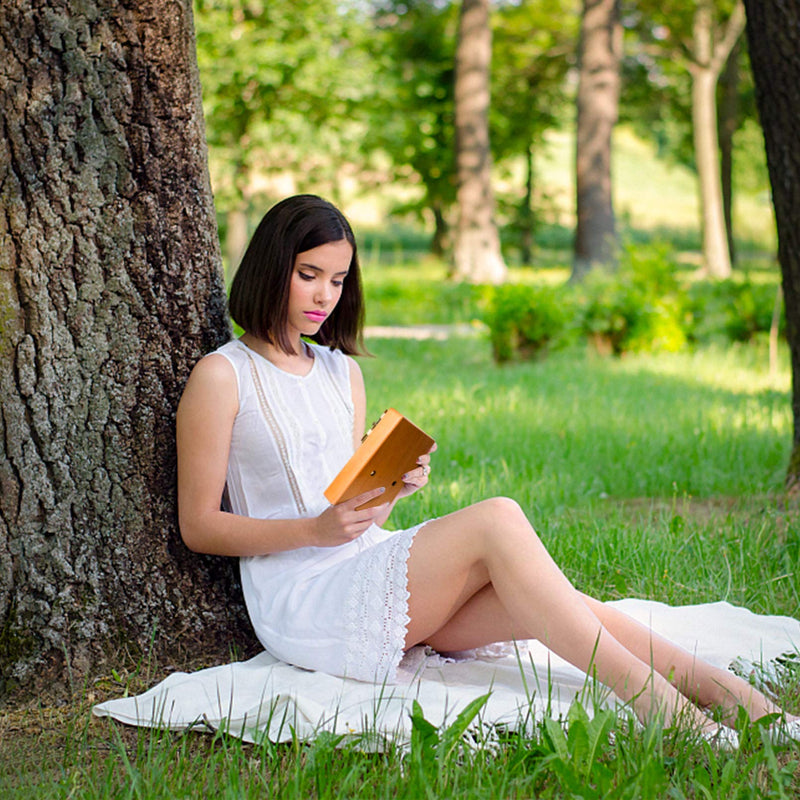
[520,142,535,266]
[742,0,800,488]
[692,63,732,278]
[684,0,746,279]
[453,0,506,284]
[0,0,250,697]
[430,199,451,260]
[689,1,745,279]
[572,0,621,281]
[718,40,740,265]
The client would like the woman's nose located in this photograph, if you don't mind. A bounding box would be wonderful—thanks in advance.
[315,283,331,304]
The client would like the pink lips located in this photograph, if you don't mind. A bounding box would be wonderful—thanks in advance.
[304,311,327,323]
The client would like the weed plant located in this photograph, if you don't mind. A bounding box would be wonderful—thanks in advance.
[3,332,798,798]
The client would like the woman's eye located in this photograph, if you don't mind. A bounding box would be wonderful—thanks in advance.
[332,280,343,288]
[298,272,314,281]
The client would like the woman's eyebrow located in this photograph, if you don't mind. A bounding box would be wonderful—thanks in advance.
[298,263,349,276]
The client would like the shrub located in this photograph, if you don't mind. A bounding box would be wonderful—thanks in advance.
[482,241,780,363]
[686,279,784,344]
[574,242,686,355]
[484,284,572,362]
[573,269,639,355]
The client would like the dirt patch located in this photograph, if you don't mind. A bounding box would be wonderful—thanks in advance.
[578,492,798,529]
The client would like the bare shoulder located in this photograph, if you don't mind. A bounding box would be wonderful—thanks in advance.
[179,352,238,416]
[346,355,367,444]
[190,351,236,384]
[346,354,364,383]
[346,355,366,399]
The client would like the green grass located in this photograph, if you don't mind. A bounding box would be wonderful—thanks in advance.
[361,259,490,327]
[363,337,794,616]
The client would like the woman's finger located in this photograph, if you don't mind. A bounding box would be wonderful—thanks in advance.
[345,486,386,509]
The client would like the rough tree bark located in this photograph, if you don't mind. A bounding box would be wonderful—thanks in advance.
[453,0,507,284]
[0,0,251,697]
[742,0,800,487]
[688,0,745,280]
[572,0,621,281]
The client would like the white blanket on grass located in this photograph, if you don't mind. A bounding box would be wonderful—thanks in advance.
[93,599,800,744]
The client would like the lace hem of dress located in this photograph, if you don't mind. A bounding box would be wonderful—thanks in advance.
[342,525,424,684]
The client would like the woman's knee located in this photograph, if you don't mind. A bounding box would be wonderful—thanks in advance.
[477,496,535,537]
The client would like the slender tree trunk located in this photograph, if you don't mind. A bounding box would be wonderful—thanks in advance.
[687,0,745,279]
[453,0,506,284]
[430,200,451,260]
[520,143,535,266]
[718,40,740,265]
[0,0,249,696]
[572,0,621,281]
[692,63,731,278]
[224,161,251,282]
[742,0,800,488]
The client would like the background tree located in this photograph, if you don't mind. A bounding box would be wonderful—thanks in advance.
[572,0,622,280]
[491,0,577,265]
[689,0,745,278]
[453,0,507,283]
[632,0,745,278]
[742,0,800,487]
[364,0,458,257]
[195,0,369,276]
[718,39,741,264]
[0,0,244,694]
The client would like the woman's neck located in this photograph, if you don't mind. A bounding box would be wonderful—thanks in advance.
[240,333,314,376]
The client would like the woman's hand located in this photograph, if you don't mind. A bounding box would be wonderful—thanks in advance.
[313,488,389,547]
[396,442,437,501]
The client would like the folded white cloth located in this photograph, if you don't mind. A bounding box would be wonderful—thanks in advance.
[93,599,800,744]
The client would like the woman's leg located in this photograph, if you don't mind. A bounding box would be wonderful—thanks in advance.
[403,497,772,728]
[411,582,780,720]
[580,594,782,722]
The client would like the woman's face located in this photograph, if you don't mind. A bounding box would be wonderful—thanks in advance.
[286,238,353,342]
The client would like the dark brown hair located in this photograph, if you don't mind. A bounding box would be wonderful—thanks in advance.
[229,195,366,355]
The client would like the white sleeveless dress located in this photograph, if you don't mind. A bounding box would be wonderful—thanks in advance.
[215,339,429,684]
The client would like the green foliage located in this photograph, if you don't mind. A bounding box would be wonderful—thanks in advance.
[485,283,573,362]
[576,242,687,356]
[484,242,690,360]
[359,0,458,236]
[540,704,617,795]
[480,241,783,362]
[490,0,578,162]
[623,0,756,174]
[406,695,490,793]
[194,0,370,209]
[686,278,784,344]
[490,0,578,257]
[537,703,675,799]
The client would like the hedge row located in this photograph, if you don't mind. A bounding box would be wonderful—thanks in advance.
[484,244,784,362]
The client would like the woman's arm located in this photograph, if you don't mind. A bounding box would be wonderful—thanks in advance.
[177,354,386,556]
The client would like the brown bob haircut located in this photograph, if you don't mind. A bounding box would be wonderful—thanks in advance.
[229,195,366,355]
